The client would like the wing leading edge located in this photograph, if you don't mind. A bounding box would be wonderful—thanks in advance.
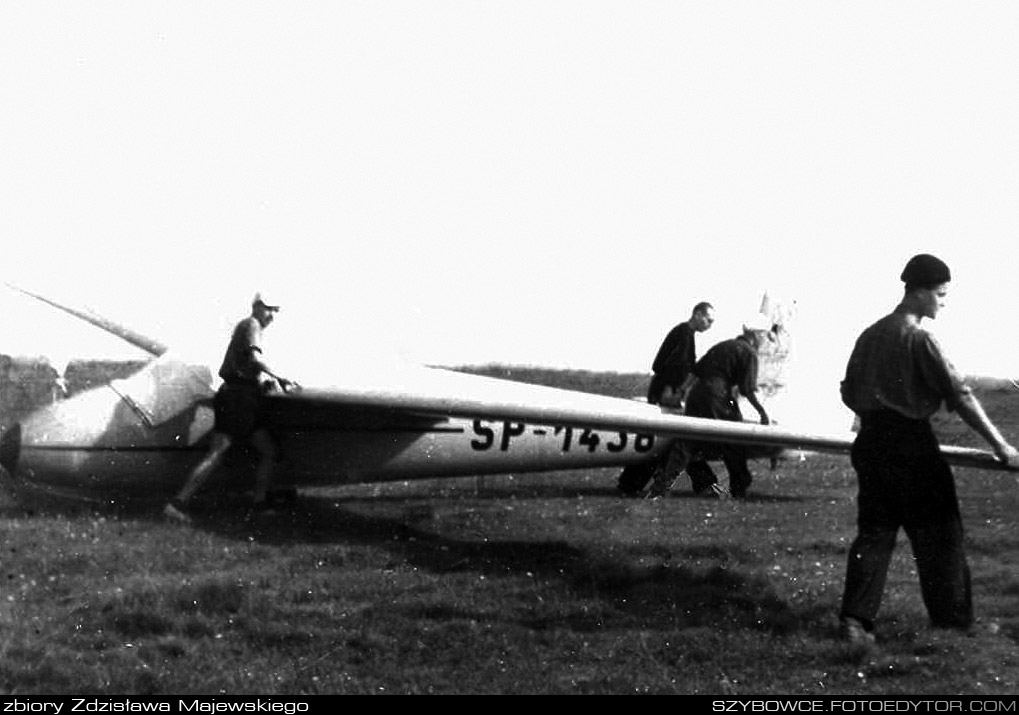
[269,365,1010,472]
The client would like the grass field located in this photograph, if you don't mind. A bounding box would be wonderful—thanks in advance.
[2,367,1018,695]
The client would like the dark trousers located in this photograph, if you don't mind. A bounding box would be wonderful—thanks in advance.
[653,380,751,496]
[840,411,972,630]
[649,439,752,496]
[213,382,264,438]
[690,444,752,496]
[621,383,752,496]
[617,381,671,494]
[617,461,656,494]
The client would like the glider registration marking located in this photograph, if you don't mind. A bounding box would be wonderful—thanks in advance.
[469,419,656,454]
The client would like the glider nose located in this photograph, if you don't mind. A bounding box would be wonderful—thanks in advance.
[0,423,21,475]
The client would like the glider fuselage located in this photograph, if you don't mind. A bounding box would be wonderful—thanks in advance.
[0,356,671,499]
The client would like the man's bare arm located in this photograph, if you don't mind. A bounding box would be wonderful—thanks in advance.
[743,389,770,426]
[955,393,1019,468]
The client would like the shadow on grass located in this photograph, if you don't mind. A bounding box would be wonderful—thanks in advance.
[0,481,812,639]
[184,492,808,636]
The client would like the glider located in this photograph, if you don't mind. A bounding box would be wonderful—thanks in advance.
[0,284,1010,503]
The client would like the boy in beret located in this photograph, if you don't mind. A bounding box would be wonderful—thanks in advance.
[837,254,1019,644]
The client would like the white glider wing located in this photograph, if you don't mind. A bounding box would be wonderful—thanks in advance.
[266,364,1010,472]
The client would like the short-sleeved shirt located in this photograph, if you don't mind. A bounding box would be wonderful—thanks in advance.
[693,336,759,397]
[218,316,264,385]
[840,310,971,421]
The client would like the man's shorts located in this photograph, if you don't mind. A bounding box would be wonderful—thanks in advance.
[213,383,264,438]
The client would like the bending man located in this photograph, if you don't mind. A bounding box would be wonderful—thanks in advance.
[645,315,772,500]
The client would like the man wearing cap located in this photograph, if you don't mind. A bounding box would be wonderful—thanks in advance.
[164,292,298,523]
[617,301,716,495]
[837,254,1019,644]
[645,316,773,500]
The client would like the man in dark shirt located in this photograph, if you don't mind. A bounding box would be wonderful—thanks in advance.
[617,302,715,495]
[645,315,773,500]
[164,292,297,523]
[837,254,1019,645]
[647,301,716,405]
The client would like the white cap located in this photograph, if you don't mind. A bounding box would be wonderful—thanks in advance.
[252,291,281,310]
[742,312,773,333]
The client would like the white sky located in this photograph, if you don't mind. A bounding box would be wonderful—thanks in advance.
[3,2,1019,423]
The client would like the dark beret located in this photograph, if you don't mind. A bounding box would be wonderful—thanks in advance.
[901,254,951,288]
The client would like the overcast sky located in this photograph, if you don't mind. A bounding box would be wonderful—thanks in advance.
[4,2,1018,428]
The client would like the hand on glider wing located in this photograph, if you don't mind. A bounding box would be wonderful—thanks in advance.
[259,375,300,394]
[278,377,300,393]
[993,443,1019,470]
